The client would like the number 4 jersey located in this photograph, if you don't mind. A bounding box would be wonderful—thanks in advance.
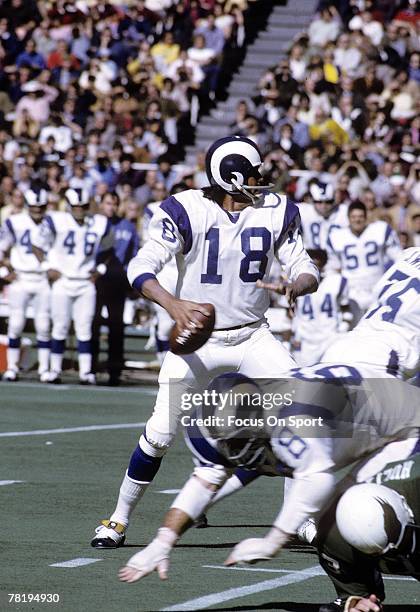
[34,212,113,280]
[128,189,318,329]
[0,213,45,277]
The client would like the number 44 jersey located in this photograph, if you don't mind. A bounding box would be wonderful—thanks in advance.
[128,190,318,329]
[34,212,113,281]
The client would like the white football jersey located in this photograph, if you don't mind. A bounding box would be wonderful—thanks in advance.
[322,248,420,377]
[267,367,419,533]
[294,272,348,344]
[33,212,113,280]
[0,212,45,275]
[327,220,401,306]
[298,203,348,249]
[128,190,318,329]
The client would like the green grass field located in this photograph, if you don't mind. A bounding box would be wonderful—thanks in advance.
[1,379,418,612]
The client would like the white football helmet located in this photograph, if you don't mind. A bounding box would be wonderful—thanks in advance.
[64,188,90,207]
[336,483,415,555]
[205,136,271,204]
[24,188,48,207]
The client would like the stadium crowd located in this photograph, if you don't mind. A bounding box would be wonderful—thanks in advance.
[0,0,418,383]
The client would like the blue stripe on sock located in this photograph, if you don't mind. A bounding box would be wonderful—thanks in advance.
[8,337,21,348]
[51,339,65,354]
[127,444,162,482]
[37,339,51,349]
[77,340,92,354]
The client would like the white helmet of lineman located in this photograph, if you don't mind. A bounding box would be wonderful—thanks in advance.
[336,483,415,555]
[205,135,272,204]
[64,188,90,207]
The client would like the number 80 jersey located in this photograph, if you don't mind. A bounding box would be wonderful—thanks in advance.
[128,189,318,329]
[34,212,113,280]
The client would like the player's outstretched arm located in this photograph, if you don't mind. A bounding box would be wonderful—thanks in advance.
[119,475,221,583]
[224,526,291,566]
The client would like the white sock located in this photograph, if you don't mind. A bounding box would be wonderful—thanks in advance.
[78,353,92,377]
[6,347,20,371]
[110,472,150,526]
[37,348,50,374]
[209,474,244,507]
[50,353,63,374]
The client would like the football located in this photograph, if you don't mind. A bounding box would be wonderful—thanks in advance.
[169,303,216,355]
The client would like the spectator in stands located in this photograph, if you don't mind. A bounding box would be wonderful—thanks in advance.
[195,14,225,57]
[308,6,341,48]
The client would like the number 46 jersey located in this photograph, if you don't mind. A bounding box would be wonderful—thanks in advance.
[128,189,318,329]
[34,212,113,280]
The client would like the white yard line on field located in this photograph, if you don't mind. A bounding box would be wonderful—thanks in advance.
[204,563,417,581]
[0,480,25,485]
[50,558,102,568]
[0,422,145,437]
[161,564,324,611]
[1,380,157,395]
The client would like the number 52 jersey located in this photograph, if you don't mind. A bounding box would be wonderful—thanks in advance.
[128,189,319,329]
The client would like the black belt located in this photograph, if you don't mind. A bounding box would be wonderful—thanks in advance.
[215,320,260,332]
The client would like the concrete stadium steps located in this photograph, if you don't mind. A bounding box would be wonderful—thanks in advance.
[184,0,317,166]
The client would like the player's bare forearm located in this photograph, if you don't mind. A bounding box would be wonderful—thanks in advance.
[162,508,194,537]
[32,245,45,263]
[289,273,318,300]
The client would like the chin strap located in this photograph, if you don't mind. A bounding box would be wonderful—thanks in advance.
[230,179,274,206]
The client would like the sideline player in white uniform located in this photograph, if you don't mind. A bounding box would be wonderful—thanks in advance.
[117,369,419,584]
[298,180,348,250]
[32,188,114,384]
[0,189,51,382]
[91,136,319,548]
[293,249,349,366]
[327,201,401,324]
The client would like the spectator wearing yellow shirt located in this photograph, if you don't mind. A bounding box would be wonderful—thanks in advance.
[309,108,349,146]
[151,32,180,76]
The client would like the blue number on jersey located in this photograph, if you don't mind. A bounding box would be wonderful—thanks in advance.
[320,294,333,318]
[161,218,177,243]
[365,270,420,323]
[310,222,320,248]
[201,227,271,284]
[201,228,222,284]
[365,241,379,267]
[239,227,270,282]
[20,229,32,254]
[292,364,362,384]
[301,295,314,319]
[343,244,358,269]
[63,230,76,255]
[84,231,98,256]
[277,427,308,459]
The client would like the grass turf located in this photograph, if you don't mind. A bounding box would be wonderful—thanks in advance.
[0,381,418,611]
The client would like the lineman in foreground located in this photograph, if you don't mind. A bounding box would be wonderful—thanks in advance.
[118,370,419,612]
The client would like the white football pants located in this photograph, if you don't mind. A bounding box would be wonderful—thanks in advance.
[51,277,96,341]
[7,276,50,341]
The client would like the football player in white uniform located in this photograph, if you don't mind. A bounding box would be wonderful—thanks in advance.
[32,188,114,384]
[293,249,350,366]
[326,202,401,324]
[322,247,420,380]
[117,369,419,586]
[0,189,51,382]
[91,136,319,548]
[298,180,348,250]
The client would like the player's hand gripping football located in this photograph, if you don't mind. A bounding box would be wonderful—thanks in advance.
[224,527,290,566]
[119,528,177,583]
[166,297,212,332]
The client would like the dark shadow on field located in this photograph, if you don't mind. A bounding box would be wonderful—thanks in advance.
[208,605,419,612]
